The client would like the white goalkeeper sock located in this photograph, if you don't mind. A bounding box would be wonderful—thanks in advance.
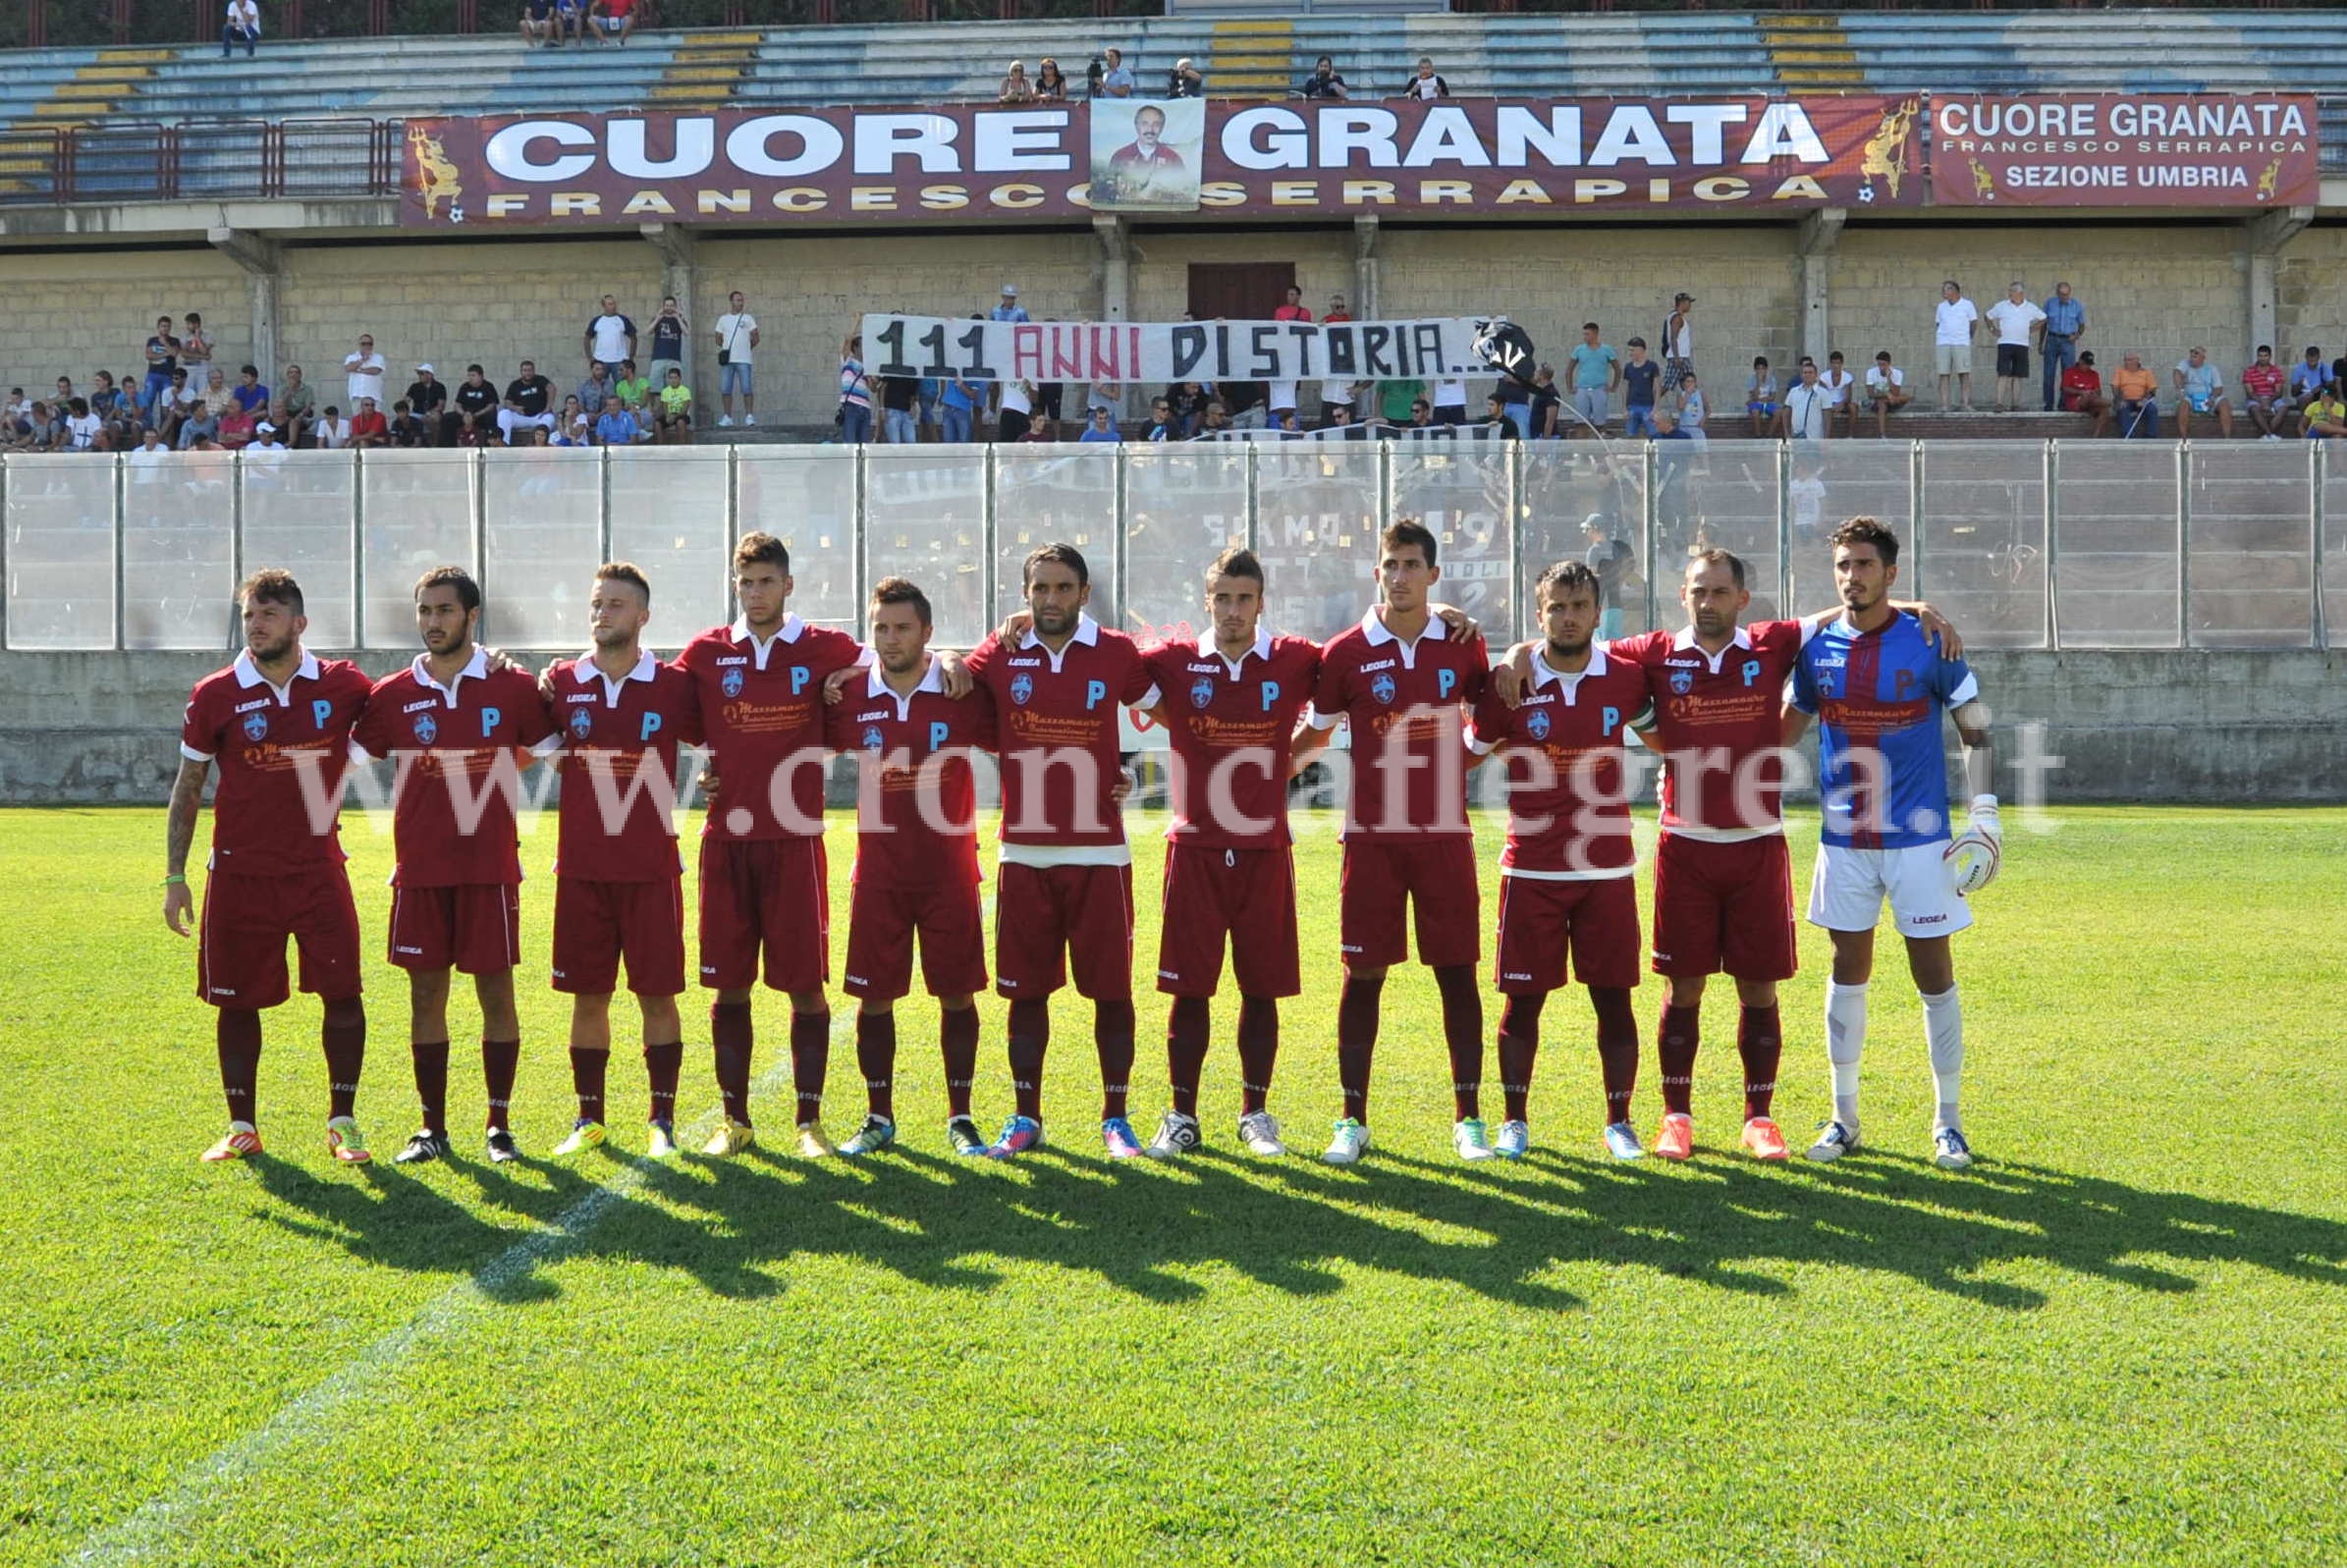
[1922,985,1963,1131]
[1825,980,1868,1129]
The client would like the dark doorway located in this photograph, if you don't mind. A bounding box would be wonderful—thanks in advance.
[1186,262,1296,323]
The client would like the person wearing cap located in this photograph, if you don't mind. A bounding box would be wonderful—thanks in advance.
[2059,349,2110,438]
[990,286,1029,325]
[1663,293,1695,390]
[405,363,447,445]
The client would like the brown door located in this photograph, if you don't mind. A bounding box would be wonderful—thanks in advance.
[1186,262,1295,323]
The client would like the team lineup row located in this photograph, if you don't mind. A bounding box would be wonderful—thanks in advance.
[163,514,2002,1176]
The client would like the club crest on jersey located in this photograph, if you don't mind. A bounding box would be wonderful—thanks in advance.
[860,725,885,751]
[412,711,438,745]
[1189,676,1216,710]
[1669,669,1695,696]
[1526,708,1552,740]
[1010,673,1034,706]
[720,667,745,698]
[242,710,269,741]
[1371,672,1397,705]
[567,705,593,739]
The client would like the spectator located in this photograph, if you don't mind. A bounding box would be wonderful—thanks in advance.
[1087,382,1120,423]
[1267,377,1299,426]
[2304,388,2347,441]
[174,394,220,451]
[247,421,286,458]
[838,333,873,444]
[232,363,270,414]
[1034,58,1069,102]
[1565,321,1617,435]
[1620,337,1662,439]
[2289,346,2330,430]
[1745,356,1779,438]
[655,367,694,442]
[1325,294,1352,324]
[2172,347,2232,439]
[1143,397,1174,441]
[2060,350,2111,438]
[180,313,215,404]
[1820,350,1857,437]
[2241,346,2288,440]
[2041,281,2086,411]
[1782,358,1832,441]
[1428,375,1467,426]
[552,0,585,45]
[1482,393,1519,440]
[24,401,65,451]
[222,0,259,56]
[1299,55,1348,99]
[1662,293,1695,390]
[405,363,446,442]
[1167,58,1202,98]
[449,362,498,446]
[349,396,389,449]
[54,375,76,411]
[1671,370,1708,443]
[1079,406,1122,443]
[555,396,592,447]
[140,316,179,420]
[1863,350,1911,437]
[589,0,637,45]
[343,334,386,411]
[1199,400,1230,437]
[1379,377,1424,427]
[1985,280,2045,413]
[1404,57,1449,99]
[498,359,555,445]
[991,284,1029,324]
[998,376,1035,442]
[576,359,614,419]
[2111,352,2159,439]
[1166,381,1204,437]
[1529,363,1560,439]
[196,365,236,420]
[64,397,103,452]
[999,61,1036,104]
[520,0,555,45]
[1934,279,1979,410]
[1099,48,1135,98]
[1789,450,1827,547]
[1273,286,1312,323]
[94,372,138,446]
[594,395,644,446]
[389,400,431,448]
[278,362,314,447]
[156,367,198,443]
[1582,514,1634,639]
[713,290,758,426]
[1314,376,1355,430]
[216,398,256,450]
[584,294,635,373]
[1403,396,1432,430]
[879,374,919,443]
[611,357,649,414]
[645,297,688,392]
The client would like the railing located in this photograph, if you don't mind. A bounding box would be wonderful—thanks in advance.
[0,439,2336,655]
[0,120,400,205]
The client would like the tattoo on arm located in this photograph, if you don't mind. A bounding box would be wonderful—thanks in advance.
[167,759,207,876]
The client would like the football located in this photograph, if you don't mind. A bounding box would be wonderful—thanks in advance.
[1944,829,2002,895]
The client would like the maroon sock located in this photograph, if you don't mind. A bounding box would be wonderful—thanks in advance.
[1337,974,1384,1123]
[1235,995,1279,1115]
[1658,1002,1701,1116]
[644,1040,682,1124]
[321,1000,365,1120]
[1008,999,1050,1122]
[856,1010,898,1120]
[480,1038,519,1131]
[940,1006,979,1118]
[710,1000,753,1126]
[1594,988,1640,1125]
[1497,993,1545,1124]
[1738,1003,1782,1120]
[1095,998,1136,1121]
[410,1039,451,1132]
[568,1046,607,1124]
[1434,964,1484,1120]
[217,1009,261,1124]
[790,1008,832,1125]
[1167,996,1211,1118]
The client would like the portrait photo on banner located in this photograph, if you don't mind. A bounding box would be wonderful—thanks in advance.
[1089,98,1205,212]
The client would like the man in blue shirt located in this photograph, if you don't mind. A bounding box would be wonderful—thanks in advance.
[2172,346,2233,439]
[2039,281,2085,410]
[1078,406,1122,443]
[1785,515,1998,1173]
[1565,321,1618,436]
[593,396,643,446]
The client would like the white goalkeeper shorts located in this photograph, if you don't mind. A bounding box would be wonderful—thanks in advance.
[1807,841,1973,939]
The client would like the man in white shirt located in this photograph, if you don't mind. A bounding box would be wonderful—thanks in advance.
[221,0,259,56]
[1984,280,2047,412]
[1781,359,1832,441]
[1819,350,1856,437]
[1863,350,1911,437]
[314,406,352,450]
[343,335,386,411]
[1430,377,1469,426]
[712,290,759,427]
[583,294,635,374]
[1933,280,1979,411]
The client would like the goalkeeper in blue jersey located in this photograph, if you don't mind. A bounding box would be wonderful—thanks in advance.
[1783,516,1999,1172]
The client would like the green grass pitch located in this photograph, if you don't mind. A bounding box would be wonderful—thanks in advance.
[4,804,2345,1566]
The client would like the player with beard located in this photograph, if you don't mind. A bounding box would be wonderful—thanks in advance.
[168,569,377,1162]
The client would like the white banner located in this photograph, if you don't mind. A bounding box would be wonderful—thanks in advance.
[1195,420,1511,443]
[859,313,1491,387]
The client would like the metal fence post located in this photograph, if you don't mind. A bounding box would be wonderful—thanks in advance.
[1112,445,1130,630]
[112,453,127,651]
[0,458,10,650]
[1507,440,1525,641]
[1909,439,1927,600]
[468,445,487,641]
[1244,441,1260,554]
[723,445,740,625]
[2175,441,2191,649]
[350,450,366,650]
[851,444,869,619]
[2310,437,2327,650]
[1776,438,1793,613]
[227,451,245,652]
[2043,441,2060,650]
[596,445,613,568]
[1641,441,1659,630]
[980,441,999,634]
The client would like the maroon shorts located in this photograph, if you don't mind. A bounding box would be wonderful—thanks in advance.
[1494,874,1642,995]
[388,882,521,975]
[1156,842,1301,1000]
[1649,831,1797,982]
[993,861,1134,1000]
[1339,836,1481,970]
[698,835,830,993]
[197,866,363,1009]
[844,878,988,1001]
[551,875,686,997]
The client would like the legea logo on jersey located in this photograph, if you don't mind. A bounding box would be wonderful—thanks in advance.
[1370,672,1397,705]
[1526,708,1552,740]
[1669,669,1695,696]
[720,667,745,698]
[242,710,269,741]
[1010,673,1034,706]
[412,711,438,744]
[567,705,593,739]
[860,725,885,751]
[1189,676,1216,710]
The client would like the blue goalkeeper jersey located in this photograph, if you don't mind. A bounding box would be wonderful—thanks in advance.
[1791,611,1979,849]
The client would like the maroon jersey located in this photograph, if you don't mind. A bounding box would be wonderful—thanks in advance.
[179,649,374,874]
[1308,610,1489,840]
[824,662,994,889]
[964,615,1157,854]
[541,650,702,883]
[677,614,867,841]
[1611,620,1809,838]
[1142,631,1321,849]
[352,652,555,887]
[1467,644,1653,878]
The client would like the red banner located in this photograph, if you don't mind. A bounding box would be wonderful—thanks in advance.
[1931,92,2319,207]
[399,96,1927,229]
